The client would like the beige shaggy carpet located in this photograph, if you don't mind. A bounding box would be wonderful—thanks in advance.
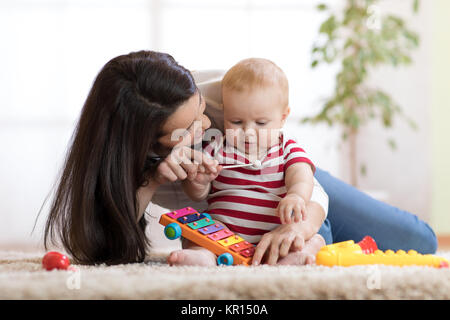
[1,249,450,300]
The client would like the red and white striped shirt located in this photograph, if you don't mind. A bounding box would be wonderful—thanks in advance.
[203,132,315,244]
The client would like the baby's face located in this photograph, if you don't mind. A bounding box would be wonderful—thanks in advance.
[222,86,289,155]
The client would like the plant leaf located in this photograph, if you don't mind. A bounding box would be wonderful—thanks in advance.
[360,163,367,176]
[387,138,397,150]
[319,15,338,38]
[317,3,328,11]
[413,0,420,13]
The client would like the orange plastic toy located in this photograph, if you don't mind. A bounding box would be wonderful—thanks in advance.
[316,236,449,268]
[159,207,255,266]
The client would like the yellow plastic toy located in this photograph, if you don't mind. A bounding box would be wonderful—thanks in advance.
[316,236,449,268]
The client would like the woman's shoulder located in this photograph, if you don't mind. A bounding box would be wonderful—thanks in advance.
[192,69,225,133]
[191,69,225,84]
[191,69,225,111]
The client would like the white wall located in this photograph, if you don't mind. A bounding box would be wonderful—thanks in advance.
[0,0,432,246]
[0,0,339,245]
[0,0,153,245]
[352,0,433,221]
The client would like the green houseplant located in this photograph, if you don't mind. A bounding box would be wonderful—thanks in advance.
[304,0,420,186]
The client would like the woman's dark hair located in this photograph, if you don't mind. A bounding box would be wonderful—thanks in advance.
[42,50,197,265]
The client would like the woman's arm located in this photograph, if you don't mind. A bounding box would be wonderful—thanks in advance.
[181,179,212,202]
[136,179,161,221]
[181,163,223,201]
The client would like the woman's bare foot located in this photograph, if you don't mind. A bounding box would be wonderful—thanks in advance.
[167,248,217,266]
[277,234,325,266]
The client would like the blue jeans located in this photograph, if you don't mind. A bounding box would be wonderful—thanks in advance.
[314,168,438,254]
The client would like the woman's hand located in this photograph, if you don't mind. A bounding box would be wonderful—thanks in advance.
[154,145,218,184]
[252,223,306,266]
[276,194,307,224]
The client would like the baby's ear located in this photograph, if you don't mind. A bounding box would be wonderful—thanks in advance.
[281,106,291,123]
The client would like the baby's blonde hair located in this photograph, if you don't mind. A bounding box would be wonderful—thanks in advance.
[222,58,289,108]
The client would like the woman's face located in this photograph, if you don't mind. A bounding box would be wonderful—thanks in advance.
[158,91,210,150]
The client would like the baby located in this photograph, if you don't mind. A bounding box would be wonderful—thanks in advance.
[168,58,326,266]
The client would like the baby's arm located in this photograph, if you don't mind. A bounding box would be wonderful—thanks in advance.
[182,178,211,202]
[181,162,222,201]
[277,162,314,224]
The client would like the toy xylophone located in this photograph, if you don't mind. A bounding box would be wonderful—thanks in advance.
[159,207,255,266]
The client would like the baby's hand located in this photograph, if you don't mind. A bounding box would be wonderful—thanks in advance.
[276,194,307,224]
[189,160,222,186]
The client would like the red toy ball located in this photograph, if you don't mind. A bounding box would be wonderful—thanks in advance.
[42,251,71,271]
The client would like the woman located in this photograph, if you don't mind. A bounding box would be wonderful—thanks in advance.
[43,50,437,266]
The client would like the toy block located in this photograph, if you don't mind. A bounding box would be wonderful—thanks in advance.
[166,207,197,219]
[198,223,224,235]
[177,212,206,224]
[207,229,234,241]
[239,247,256,258]
[229,240,254,253]
[187,218,215,230]
[218,235,245,247]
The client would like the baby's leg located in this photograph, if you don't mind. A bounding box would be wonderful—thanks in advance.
[167,238,217,266]
[167,219,229,267]
[277,233,325,265]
